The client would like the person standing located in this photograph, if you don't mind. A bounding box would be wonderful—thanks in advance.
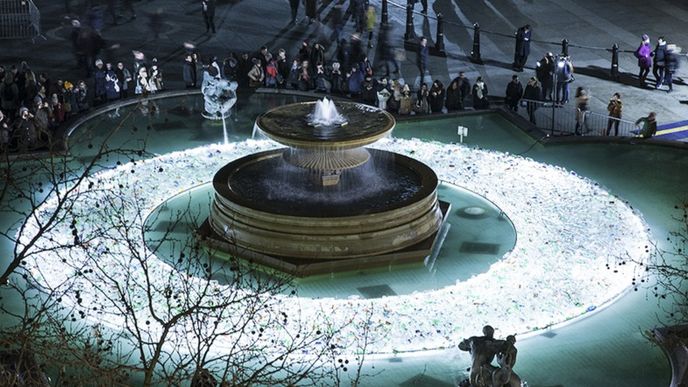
[183,54,197,88]
[202,0,216,34]
[412,0,428,14]
[104,63,120,102]
[472,76,489,110]
[513,25,531,71]
[116,62,132,98]
[664,44,680,93]
[416,36,429,84]
[505,75,523,112]
[0,73,19,121]
[555,55,574,104]
[445,78,461,112]
[415,82,430,114]
[536,52,554,101]
[365,5,376,49]
[574,86,589,135]
[456,72,471,110]
[376,24,399,77]
[653,37,667,89]
[352,0,366,33]
[289,0,300,24]
[606,92,622,136]
[428,80,445,113]
[304,0,317,25]
[523,77,541,125]
[330,4,343,43]
[635,34,652,88]
[93,59,107,106]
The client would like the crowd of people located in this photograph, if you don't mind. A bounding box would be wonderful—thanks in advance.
[0,51,167,153]
[3,1,676,154]
[0,62,89,152]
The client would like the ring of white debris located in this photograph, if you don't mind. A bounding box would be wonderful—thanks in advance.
[22,138,648,355]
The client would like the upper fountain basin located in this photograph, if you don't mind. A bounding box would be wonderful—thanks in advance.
[255,100,395,150]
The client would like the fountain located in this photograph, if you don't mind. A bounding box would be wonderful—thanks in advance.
[307,97,348,127]
[201,76,238,144]
[200,99,448,276]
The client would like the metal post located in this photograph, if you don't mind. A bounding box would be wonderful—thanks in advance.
[611,43,619,81]
[404,2,415,41]
[381,0,389,26]
[433,12,446,57]
[561,38,569,56]
[470,23,483,64]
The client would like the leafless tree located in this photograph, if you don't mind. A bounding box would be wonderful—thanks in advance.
[0,97,371,386]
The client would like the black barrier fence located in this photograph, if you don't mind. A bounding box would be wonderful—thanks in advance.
[385,0,648,78]
[518,98,640,137]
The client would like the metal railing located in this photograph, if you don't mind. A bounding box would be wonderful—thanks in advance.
[582,111,638,137]
[0,0,41,40]
[517,98,640,137]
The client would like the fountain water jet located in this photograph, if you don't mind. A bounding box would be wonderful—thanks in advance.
[307,97,348,127]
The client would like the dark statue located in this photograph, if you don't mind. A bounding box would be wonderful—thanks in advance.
[458,325,522,387]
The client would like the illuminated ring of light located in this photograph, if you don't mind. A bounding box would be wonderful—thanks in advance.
[21,138,649,355]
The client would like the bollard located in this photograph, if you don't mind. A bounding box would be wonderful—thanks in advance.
[611,43,619,81]
[561,38,569,56]
[404,2,415,41]
[381,0,389,26]
[433,12,446,56]
[470,23,483,64]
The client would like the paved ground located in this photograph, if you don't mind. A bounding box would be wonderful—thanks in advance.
[3,0,688,133]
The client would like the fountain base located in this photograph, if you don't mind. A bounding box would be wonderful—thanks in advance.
[197,200,450,277]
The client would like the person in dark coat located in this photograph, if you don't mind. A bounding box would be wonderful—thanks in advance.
[104,63,120,101]
[535,52,554,101]
[417,36,429,83]
[289,0,300,24]
[337,39,351,72]
[352,0,366,32]
[653,37,667,89]
[513,25,531,71]
[472,76,489,110]
[0,73,19,120]
[276,49,290,89]
[310,43,326,67]
[183,54,197,88]
[330,4,343,43]
[504,75,523,112]
[304,0,317,24]
[523,77,541,124]
[377,24,399,77]
[237,53,252,88]
[445,78,462,112]
[298,40,312,63]
[428,80,445,113]
[664,44,679,93]
[455,72,471,110]
[93,59,107,106]
[411,0,428,14]
[202,0,216,34]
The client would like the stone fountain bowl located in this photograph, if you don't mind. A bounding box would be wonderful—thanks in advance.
[208,148,443,259]
[255,101,395,150]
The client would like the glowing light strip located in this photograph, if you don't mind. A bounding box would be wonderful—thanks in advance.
[20,138,649,355]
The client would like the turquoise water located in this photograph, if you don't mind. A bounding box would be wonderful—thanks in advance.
[143,181,517,299]
[5,93,687,386]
